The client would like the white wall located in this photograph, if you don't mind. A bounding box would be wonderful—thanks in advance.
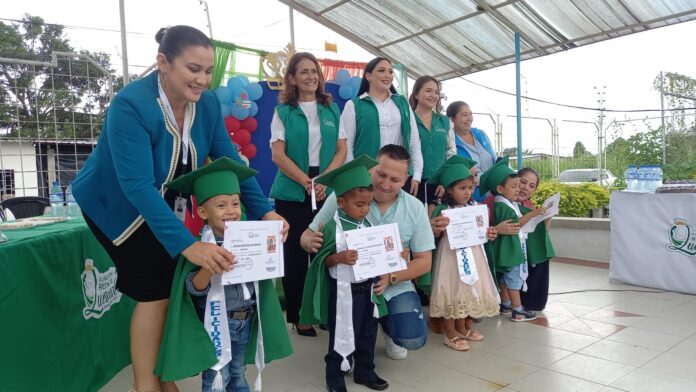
[0,140,39,197]
[549,218,611,263]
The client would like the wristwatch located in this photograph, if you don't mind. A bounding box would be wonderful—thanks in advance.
[389,273,398,286]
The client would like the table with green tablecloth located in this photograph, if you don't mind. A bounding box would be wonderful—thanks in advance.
[0,218,135,391]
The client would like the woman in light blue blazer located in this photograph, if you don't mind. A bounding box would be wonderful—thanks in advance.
[446,101,498,202]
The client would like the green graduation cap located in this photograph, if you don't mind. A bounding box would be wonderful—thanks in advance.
[315,154,377,197]
[478,156,516,196]
[165,156,258,204]
[428,156,477,188]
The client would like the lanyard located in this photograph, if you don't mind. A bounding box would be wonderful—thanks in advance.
[158,74,191,165]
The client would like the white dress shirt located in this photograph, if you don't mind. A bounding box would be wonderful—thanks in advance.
[340,92,424,182]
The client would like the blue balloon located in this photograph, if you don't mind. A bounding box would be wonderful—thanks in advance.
[215,86,232,103]
[227,77,243,91]
[220,104,232,118]
[237,75,250,87]
[349,76,362,94]
[249,101,258,117]
[335,69,351,86]
[338,84,354,100]
[229,86,247,101]
[246,83,263,101]
[230,104,249,120]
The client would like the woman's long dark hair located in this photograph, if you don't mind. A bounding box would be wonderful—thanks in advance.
[518,167,540,183]
[409,76,442,113]
[357,57,398,96]
[445,101,470,120]
[155,25,211,62]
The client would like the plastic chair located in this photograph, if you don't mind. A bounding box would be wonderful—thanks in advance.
[0,196,50,219]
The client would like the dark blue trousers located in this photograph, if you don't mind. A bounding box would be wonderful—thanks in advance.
[325,278,378,389]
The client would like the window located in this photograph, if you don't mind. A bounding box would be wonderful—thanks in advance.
[1,169,15,198]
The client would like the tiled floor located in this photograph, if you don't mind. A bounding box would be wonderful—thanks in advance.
[101,261,696,392]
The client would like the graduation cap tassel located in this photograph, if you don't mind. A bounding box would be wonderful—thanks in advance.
[212,370,224,390]
[254,375,262,391]
[341,357,351,372]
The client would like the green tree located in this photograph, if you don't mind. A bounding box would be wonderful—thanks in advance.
[573,141,589,158]
[654,72,696,132]
[0,15,118,139]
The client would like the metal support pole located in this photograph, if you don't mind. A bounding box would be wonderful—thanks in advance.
[553,119,559,177]
[594,86,606,178]
[119,0,130,85]
[660,71,666,164]
[515,32,522,169]
[495,114,503,155]
[289,6,296,48]
[200,1,214,38]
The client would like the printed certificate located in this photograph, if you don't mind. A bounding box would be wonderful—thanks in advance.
[441,205,489,249]
[522,192,560,233]
[221,220,284,285]
[344,223,407,281]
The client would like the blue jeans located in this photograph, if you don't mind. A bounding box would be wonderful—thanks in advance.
[201,315,253,392]
[379,290,427,350]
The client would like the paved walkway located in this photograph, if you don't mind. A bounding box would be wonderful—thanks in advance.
[102,260,696,392]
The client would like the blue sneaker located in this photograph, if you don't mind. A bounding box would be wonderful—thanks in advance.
[511,309,536,322]
[500,303,513,315]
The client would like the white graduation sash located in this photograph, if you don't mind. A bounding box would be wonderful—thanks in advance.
[495,196,529,292]
[450,204,480,297]
[201,226,232,389]
[332,212,374,371]
[333,212,355,371]
[202,225,266,391]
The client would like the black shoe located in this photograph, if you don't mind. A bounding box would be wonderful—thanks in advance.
[295,324,317,337]
[326,385,347,392]
[355,375,389,390]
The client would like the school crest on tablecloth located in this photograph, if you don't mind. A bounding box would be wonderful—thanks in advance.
[81,259,122,319]
[667,218,696,257]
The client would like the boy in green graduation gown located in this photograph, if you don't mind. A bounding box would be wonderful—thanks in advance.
[154,157,292,391]
[479,157,545,322]
[299,155,390,392]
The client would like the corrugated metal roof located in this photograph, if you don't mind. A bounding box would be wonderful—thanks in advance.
[279,0,696,80]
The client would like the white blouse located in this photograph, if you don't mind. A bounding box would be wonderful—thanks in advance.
[340,92,424,182]
[270,101,346,167]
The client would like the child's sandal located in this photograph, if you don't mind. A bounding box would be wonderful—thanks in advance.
[443,335,470,351]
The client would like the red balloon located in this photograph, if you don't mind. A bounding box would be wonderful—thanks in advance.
[224,116,241,133]
[240,143,257,159]
[231,129,251,146]
[241,117,258,133]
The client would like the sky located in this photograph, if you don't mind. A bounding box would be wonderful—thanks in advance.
[2,0,695,157]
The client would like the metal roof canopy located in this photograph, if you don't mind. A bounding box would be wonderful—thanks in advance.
[279,0,696,80]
